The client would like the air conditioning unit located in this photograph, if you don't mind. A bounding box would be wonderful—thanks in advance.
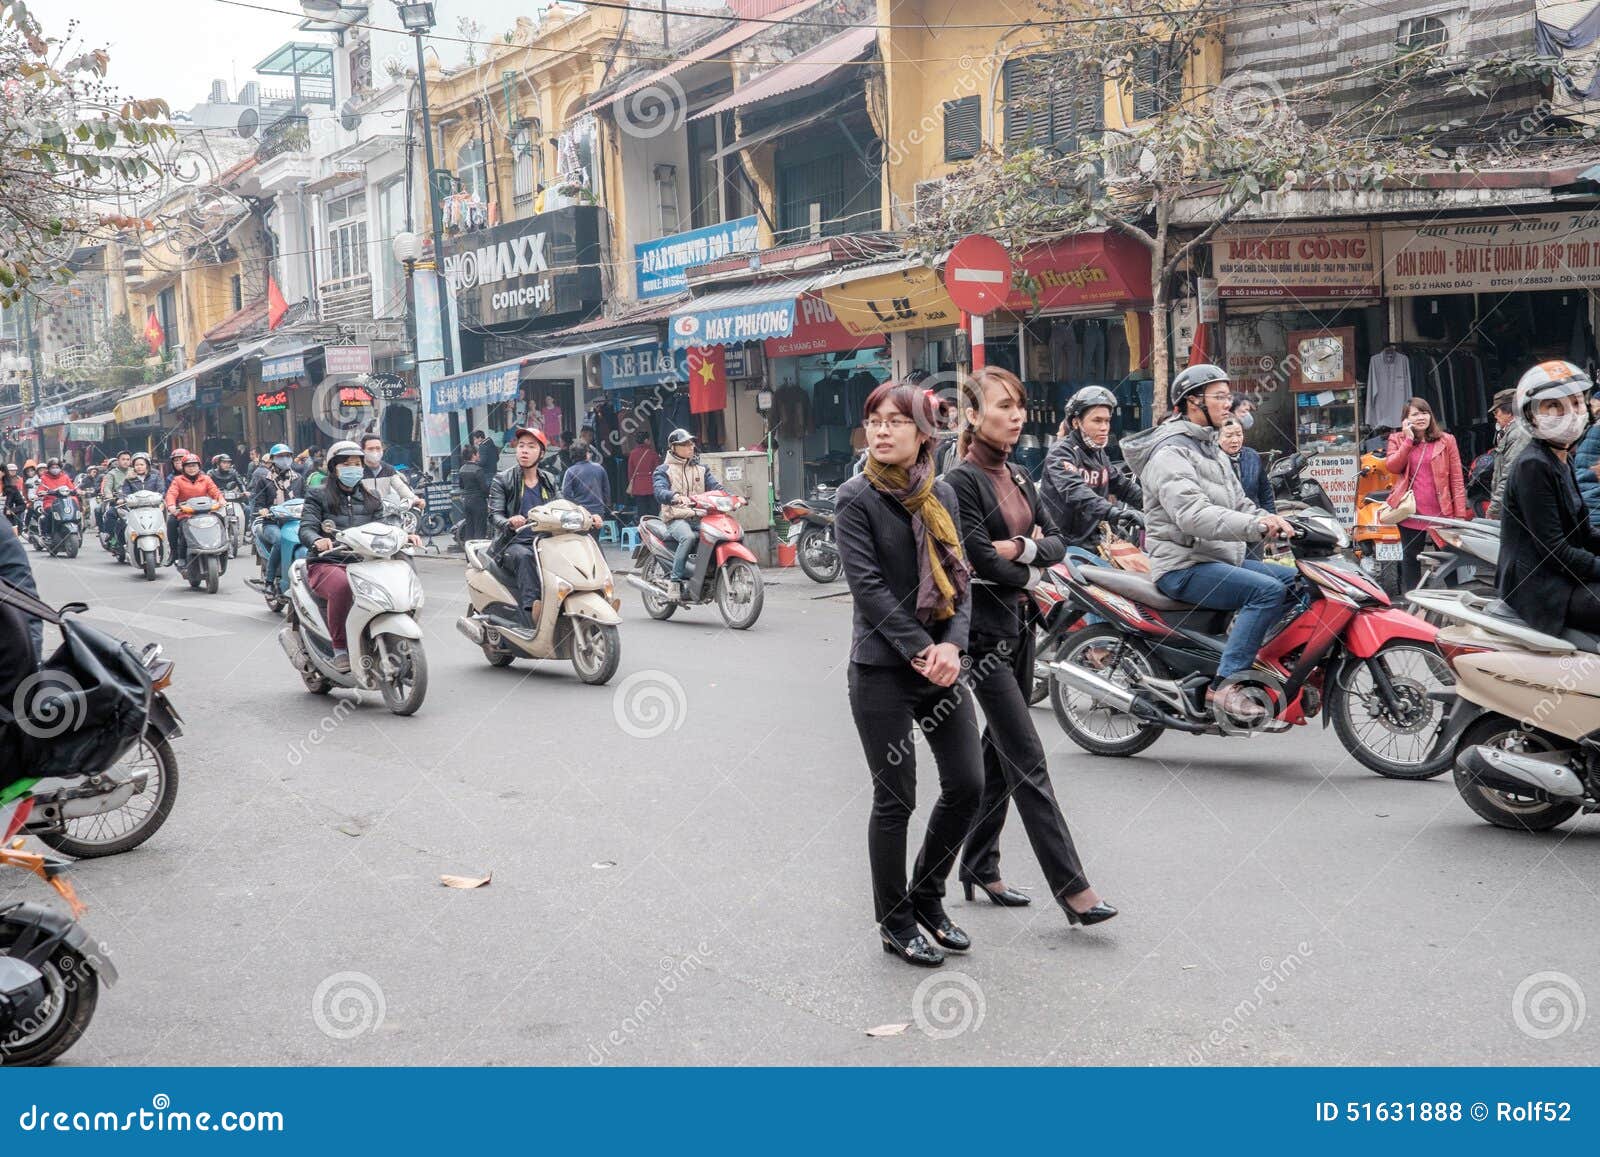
[1098,132,1144,184]
[913,179,944,225]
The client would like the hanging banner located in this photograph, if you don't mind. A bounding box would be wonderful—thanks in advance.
[636,217,760,299]
[1211,224,1380,300]
[429,361,523,413]
[600,342,687,390]
[765,295,887,358]
[324,345,373,375]
[1382,210,1600,296]
[415,268,456,459]
[821,266,957,337]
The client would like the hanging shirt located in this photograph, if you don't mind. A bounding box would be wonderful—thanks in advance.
[1367,350,1411,429]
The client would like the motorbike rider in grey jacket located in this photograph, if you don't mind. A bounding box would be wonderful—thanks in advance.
[1119,364,1297,719]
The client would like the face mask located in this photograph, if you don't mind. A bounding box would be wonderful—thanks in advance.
[1535,409,1590,446]
[1235,410,1255,431]
[336,465,365,487]
[363,450,382,467]
[273,455,292,470]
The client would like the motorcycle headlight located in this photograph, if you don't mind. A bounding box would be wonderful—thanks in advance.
[367,530,401,555]
[560,512,586,532]
[348,571,395,611]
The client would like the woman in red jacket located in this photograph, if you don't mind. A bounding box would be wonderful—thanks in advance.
[164,453,223,567]
[1384,396,1470,592]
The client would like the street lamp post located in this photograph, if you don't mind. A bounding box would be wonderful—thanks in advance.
[396,2,452,378]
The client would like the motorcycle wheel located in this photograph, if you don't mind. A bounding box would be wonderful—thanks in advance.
[571,619,621,685]
[1049,626,1164,757]
[36,729,180,859]
[204,555,219,594]
[1452,716,1580,832]
[0,931,98,1067]
[716,560,764,630]
[376,635,428,715]
[638,557,676,621]
[483,643,514,667]
[797,528,842,584]
[64,534,79,559]
[1330,642,1453,779]
[140,551,156,581]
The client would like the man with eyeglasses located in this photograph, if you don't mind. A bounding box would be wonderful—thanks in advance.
[1121,364,1298,721]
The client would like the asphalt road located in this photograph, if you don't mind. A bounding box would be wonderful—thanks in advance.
[8,539,1598,1066]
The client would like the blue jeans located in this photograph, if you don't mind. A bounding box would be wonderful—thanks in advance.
[666,519,698,580]
[1155,559,1298,680]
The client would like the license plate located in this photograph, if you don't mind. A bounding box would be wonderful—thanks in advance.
[1375,542,1403,561]
[788,523,805,543]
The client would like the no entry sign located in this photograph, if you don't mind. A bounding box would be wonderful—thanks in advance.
[943,235,1012,316]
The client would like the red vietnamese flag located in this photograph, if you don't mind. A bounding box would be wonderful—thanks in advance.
[686,345,727,414]
[143,306,164,354]
[1188,321,1210,366]
[267,274,288,331]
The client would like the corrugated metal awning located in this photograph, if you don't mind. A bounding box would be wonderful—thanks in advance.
[690,25,876,121]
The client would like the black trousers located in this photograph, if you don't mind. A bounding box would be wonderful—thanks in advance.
[166,513,186,561]
[1398,524,1429,592]
[503,536,544,608]
[1569,582,1600,631]
[848,662,983,939]
[462,499,488,541]
[960,633,1092,905]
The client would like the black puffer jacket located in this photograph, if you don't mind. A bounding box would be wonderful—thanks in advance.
[298,479,383,556]
[1038,431,1142,547]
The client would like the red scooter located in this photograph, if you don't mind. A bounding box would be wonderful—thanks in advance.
[628,492,764,629]
[1042,510,1455,779]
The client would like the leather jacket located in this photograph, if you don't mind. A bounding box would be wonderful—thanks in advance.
[487,464,559,532]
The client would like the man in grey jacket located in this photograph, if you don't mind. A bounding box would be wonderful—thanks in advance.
[1120,364,1296,718]
[1487,387,1531,519]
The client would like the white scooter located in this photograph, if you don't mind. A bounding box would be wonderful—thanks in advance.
[278,496,428,715]
[220,485,249,558]
[122,491,168,580]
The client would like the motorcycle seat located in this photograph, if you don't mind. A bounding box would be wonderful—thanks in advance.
[1081,566,1196,612]
[1364,490,1390,504]
[1562,629,1600,655]
[805,498,836,515]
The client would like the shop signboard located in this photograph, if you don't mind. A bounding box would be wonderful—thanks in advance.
[338,385,373,407]
[1211,225,1380,299]
[1008,232,1152,311]
[600,342,687,390]
[166,379,197,408]
[424,481,456,515]
[197,384,225,408]
[261,353,305,382]
[1305,451,1358,524]
[256,388,289,412]
[636,216,759,299]
[429,361,522,413]
[765,295,887,358]
[821,266,956,337]
[670,296,796,350]
[324,345,373,375]
[1382,210,1600,296]
[67,422,104,442]
[33,405,67,426]
[442,205,605,328]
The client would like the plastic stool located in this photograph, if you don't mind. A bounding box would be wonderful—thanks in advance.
[618,526,641,551]
[599,520,619,543]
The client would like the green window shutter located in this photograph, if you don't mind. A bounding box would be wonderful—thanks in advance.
[943,95,981,161]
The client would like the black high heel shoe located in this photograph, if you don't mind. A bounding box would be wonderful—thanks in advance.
[914,910,971,952]
[961,879,1032,907]
[1064,901,1118,927]
[880,928,944,967]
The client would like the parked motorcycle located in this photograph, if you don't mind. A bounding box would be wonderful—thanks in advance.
[1352,452,1403,594]
[1045,510,1455,778]
[220,486,248,558]
[279,497,428,714]
[1409,513,1500,616]
[0,787,119,1065]
[248,498,305,614]
[780,486,842,584]
[1409,588,1599,831]
[28,487,81,558]
[1029,512,1150,706]
[1267,450,1336,516]
[173,496,229,594]
[456,498,622,684]
[628,492,764,629]
[121,491,168,580]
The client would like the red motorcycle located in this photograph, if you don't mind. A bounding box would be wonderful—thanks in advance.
[1041,510,1455,779]
[628,492,764,629]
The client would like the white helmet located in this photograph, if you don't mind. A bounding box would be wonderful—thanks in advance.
[1514,360,1592,443]
[324,440,363,471]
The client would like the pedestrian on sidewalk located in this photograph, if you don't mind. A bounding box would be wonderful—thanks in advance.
[950,366,1117,929]
[457,444,489,540]
[626,433,660,518]
[835,379,981,968]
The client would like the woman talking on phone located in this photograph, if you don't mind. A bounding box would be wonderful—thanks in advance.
[951,366,1117,929]
[835,380,982,968]
[1383,396,1469,592]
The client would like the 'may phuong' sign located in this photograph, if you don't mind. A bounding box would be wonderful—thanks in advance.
[636,217,759,299]
[442,206,604,328]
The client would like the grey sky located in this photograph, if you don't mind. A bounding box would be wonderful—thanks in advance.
[54,1,550,113]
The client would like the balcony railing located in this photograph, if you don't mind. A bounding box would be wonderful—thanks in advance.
[257,112,310,163]
[318,275,373,324]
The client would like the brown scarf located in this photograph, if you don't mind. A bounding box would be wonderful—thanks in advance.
[863,449,969,624]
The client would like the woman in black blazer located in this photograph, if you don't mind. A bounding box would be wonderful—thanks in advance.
[949,367,1117,928]
[835,381,983,968]
[1498,366,1600,635]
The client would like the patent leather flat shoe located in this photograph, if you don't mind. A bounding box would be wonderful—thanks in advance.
[914,911,971,952]
[1065,901,1118,927]
[962,880,1032,907]
[880,929,944,967]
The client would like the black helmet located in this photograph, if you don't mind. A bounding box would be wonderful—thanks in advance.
[46,456,61,469]
[1066,385,1118,424]
[667,428,695,448]
[1170,363,1229,410]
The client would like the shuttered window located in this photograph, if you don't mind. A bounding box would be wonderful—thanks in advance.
[1002,54,1102,156]
[942,96,980,161]
[1131,47,1184,120]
